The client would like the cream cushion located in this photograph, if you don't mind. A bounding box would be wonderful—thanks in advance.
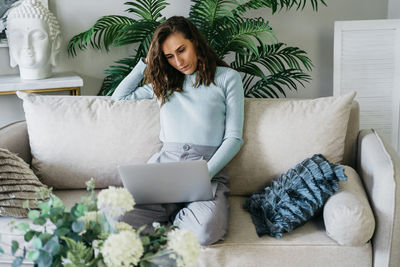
[227,92,356,195]
[17,91,355,191]
[17,92,161,189]
[323,166,375,246]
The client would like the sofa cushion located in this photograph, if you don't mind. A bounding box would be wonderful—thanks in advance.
[16,91,355,192]
[227,92,356,195]
[243,154,347,239]
[0,148,47,217]
[16,92,161,189]
[198,196,372,267]
[324,166,375,246]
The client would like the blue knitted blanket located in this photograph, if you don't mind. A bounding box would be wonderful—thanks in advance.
[243,154,347,239]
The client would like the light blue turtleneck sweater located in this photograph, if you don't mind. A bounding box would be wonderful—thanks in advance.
[111,60,244,178]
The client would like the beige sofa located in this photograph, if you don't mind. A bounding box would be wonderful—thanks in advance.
[0,93,399,267]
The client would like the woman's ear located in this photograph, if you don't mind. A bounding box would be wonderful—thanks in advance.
[50,33,62,66]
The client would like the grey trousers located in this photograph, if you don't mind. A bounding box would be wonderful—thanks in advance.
[121,142,230,245]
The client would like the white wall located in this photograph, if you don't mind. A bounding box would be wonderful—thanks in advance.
[388,0,400,18]
[0,0,387,127]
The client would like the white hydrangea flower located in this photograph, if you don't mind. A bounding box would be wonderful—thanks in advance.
[167,229,201,267]
[152,222,161,229]
[101,230,144,267]
[97,187,135,217]
[115,221,134,232]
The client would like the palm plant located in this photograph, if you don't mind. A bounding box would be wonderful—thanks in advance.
[67,0,326,97]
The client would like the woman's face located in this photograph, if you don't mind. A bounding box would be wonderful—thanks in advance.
[162,32,198,75]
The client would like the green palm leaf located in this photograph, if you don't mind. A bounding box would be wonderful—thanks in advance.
[235,0,327,15]
[232,43,312,74]
[67,15,135,56]
[98,53,144,96]
[125,0,169,21]
[233,44,312,98]
[213,17,277,58]
[244,69,311,98]
[114,19,161,50]
[189,0,238,41]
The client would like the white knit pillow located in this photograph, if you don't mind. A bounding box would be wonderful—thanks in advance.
[17,92,162,189]
[323,166,375,246]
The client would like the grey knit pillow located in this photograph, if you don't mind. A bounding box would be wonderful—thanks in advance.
[0,148,47,217]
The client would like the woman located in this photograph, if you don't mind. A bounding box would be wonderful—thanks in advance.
[111,16,244,245]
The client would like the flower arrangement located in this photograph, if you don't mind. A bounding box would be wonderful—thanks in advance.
[3,179,201,267]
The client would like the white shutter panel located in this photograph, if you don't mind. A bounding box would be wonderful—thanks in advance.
[334,19,400,153]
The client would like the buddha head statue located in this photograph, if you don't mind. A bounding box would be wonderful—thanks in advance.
[6,0,62,79]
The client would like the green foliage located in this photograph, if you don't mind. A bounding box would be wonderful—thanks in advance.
[12,256,24,267]
[11,241,18,256]
[6,182,100,267]
[125,0,170,21]
[67,0,326,98]
[137,224,177,266]
[67,15,136,56]
[234,0,326,14]
[61,237,97,267]
[232,43,312,97]
[1,178,190,267]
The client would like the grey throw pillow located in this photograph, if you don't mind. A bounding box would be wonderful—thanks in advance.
[0,148,47,217]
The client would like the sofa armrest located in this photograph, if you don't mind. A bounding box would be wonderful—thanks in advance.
[0,120,31,164]
[357,129,400,267]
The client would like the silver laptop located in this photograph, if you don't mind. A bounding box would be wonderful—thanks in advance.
[117,160,213,204]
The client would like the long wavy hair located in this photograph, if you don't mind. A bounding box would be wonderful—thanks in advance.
[145,16,229,105]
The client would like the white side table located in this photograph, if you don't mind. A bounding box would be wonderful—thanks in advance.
[0,72,83,96]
